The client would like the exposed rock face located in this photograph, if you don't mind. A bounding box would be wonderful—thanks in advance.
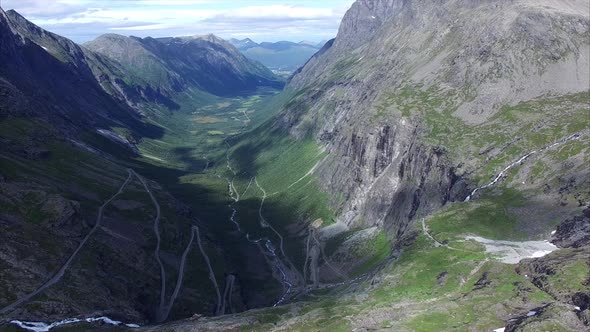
[505,303,588,332]
[291,0,589,122]
[552,208,590,248]
[334,0,406,51]
[518,249,590,318]
[0,9,147,136]
[279,0,589,242]
[312,121,468,238]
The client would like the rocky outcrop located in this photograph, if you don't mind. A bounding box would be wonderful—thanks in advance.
[517,248,590,326]
[312,119,468,240]
[552,208,590,248]
[291,0,589,123]
[0,8,150,137]
[505,303,588,332]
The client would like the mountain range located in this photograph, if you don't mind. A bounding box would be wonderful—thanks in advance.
[229,38,327,73]
[0,6,285,326]
[0,0,589,331]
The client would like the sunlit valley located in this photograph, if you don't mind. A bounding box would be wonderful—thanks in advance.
[0,1,589,331]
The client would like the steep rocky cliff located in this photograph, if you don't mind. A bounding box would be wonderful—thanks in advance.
[0,9,144,134]
[1,1,588,330]
[278,0,589,244]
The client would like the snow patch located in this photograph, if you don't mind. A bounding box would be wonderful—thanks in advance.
[531,250,555,258]
[10,317,140,332]
[493,328,506,332]
[527,310,537,317]
[466,236,559,264]
[551,230,556,235]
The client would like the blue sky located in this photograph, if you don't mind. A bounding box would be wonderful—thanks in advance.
[2,0,355,43]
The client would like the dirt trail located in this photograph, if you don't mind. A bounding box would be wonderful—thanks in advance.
[0,170,134,315]
[130,170,169,322]
[460,259,489,287]
[194,226,223,316]
[202,155,210,172]
[421,218,444,248]
[254,178,287,258]
[221,274,236,315]
[219,149,300,307]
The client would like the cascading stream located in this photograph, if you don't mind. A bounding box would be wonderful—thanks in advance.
[219,143,298,306]
[465,132,583,201]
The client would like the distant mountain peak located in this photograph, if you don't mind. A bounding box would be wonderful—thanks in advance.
[85,31,282,96]
[192,33,223,43]
[228,38,259,51]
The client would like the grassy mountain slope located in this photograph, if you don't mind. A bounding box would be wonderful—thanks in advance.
[0,7,297,326]
[0,0,589,331]
[134,0,590,330]
[85,34,283,97]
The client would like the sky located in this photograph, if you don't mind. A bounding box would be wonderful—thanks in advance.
[2,0,355,43]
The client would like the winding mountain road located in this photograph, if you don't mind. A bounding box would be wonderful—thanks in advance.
[3,165,230,326]
[132,171,223,320]
[130,170,170,323]
[221,274,236,315]
[195,225,223,316]
[254,178,287,258]
[160,226,197,321]
[0,170,134,315]
[218,149,299,307]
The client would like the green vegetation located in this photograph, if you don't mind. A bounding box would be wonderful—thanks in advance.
[228,193,556,331]
[0,114,226,316]
[429,188,527,241]
[351,231,391,276]
[374,88,590,188]
[545,258,590,294]
[364,190,553,328]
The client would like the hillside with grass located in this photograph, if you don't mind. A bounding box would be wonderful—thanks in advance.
[0,0,589,331]
[138,0,590,331]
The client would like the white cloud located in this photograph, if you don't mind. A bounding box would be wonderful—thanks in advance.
[222,5,334,19]
[2,0,355,42]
